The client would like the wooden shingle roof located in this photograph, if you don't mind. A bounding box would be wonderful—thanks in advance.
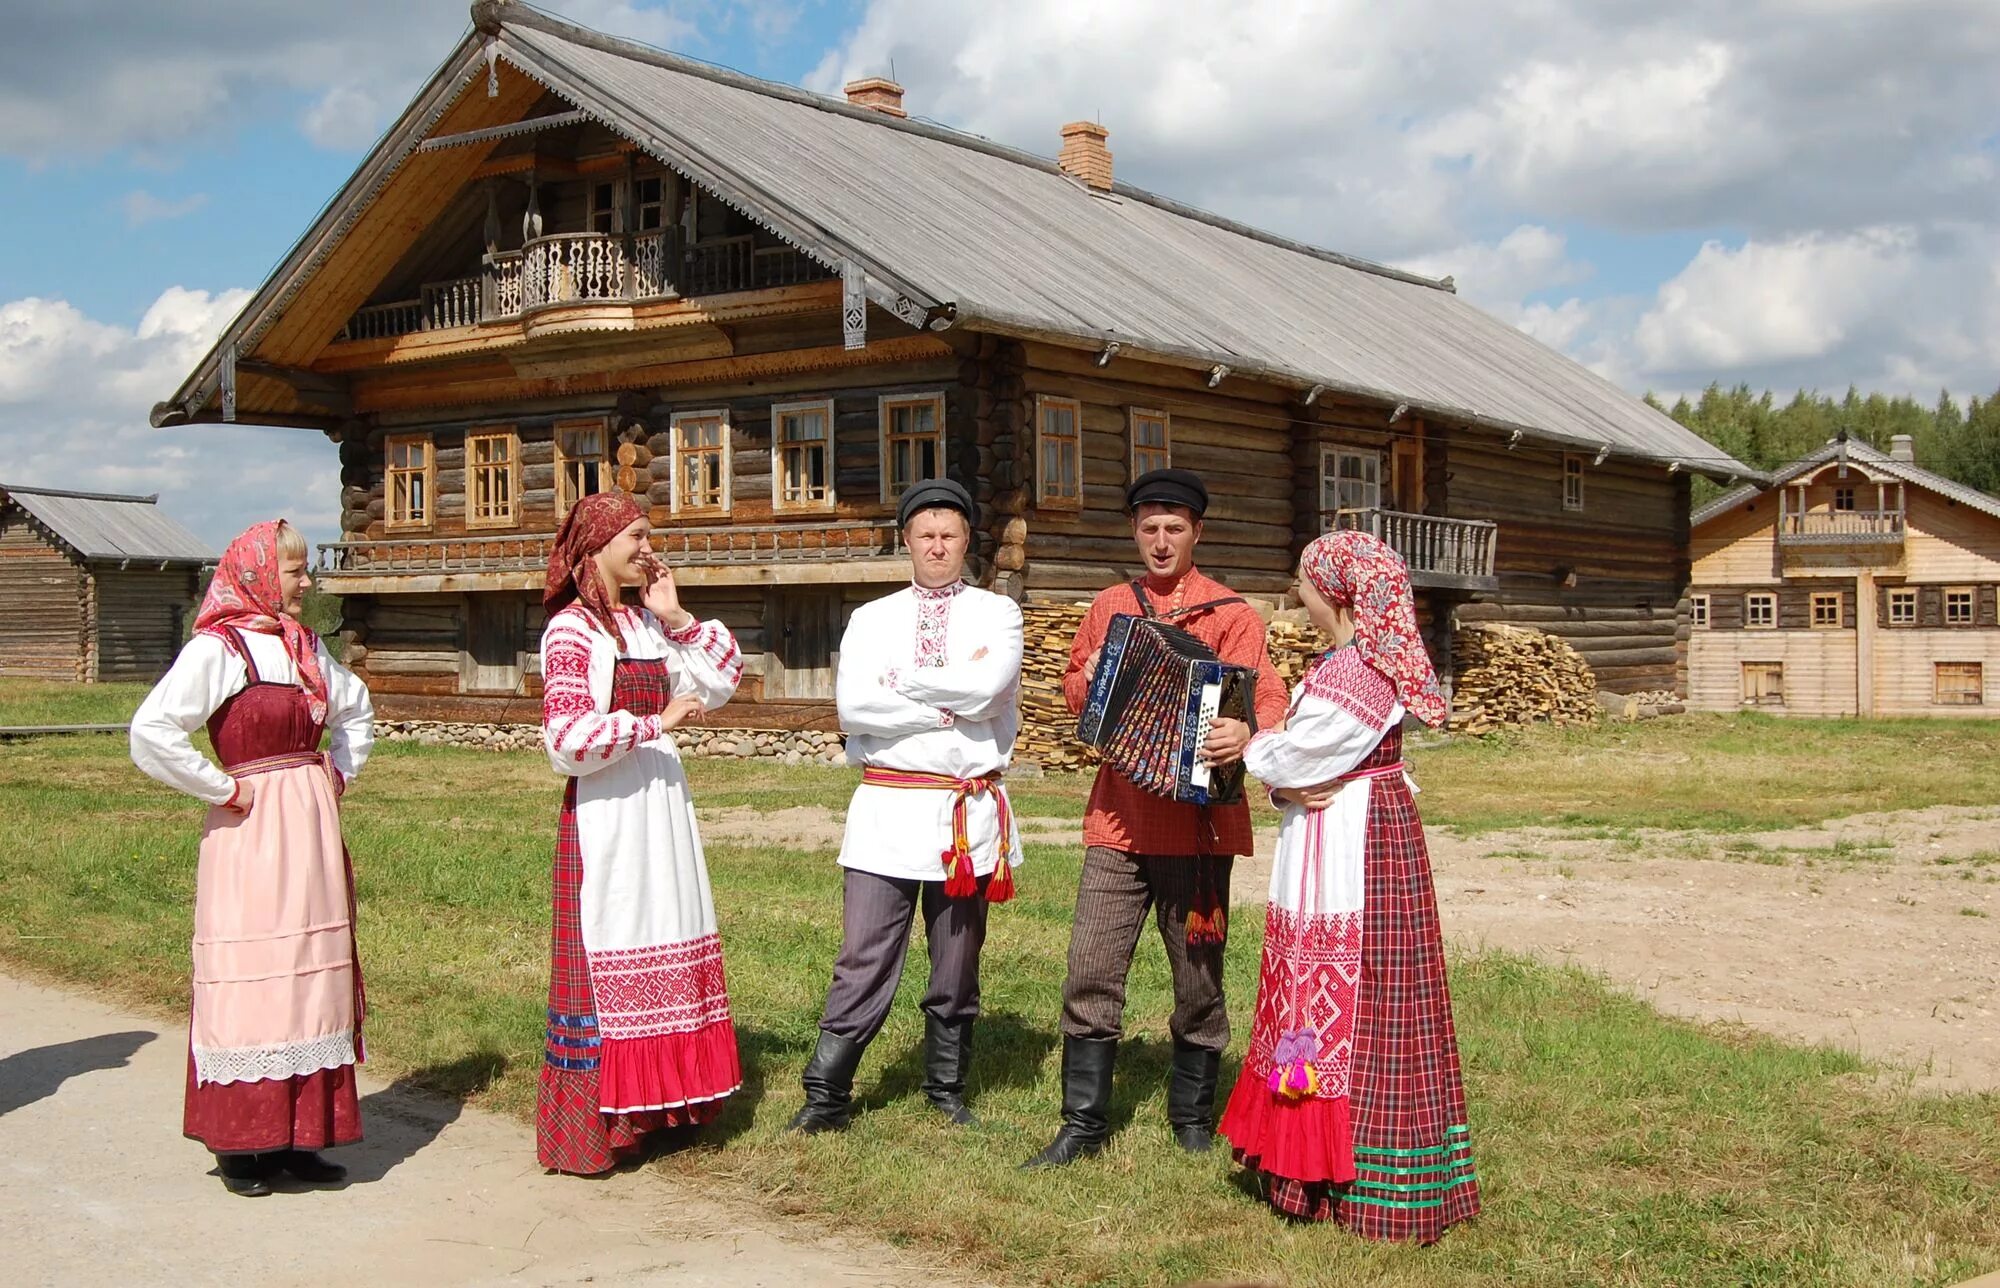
[0,484,215,566]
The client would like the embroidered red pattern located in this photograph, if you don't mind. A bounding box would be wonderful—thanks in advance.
[587,933,733,1040]
[1301,649,1399,729]
[1247,905,1363,1098]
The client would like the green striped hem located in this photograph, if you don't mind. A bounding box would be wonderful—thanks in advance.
[1350,1125,1472,1160]
[1356,1151,1474,1178]
[1351,1166,1478,1195]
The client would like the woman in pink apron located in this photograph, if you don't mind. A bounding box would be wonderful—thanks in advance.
[131,519,374,1197]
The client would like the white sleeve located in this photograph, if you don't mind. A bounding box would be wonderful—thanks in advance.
[321,643,375,788]
[836,612,947,737]
[895,598,1024,722]
[657,612,744,711]
[129,635,244,805]
[1243,692,1391,791]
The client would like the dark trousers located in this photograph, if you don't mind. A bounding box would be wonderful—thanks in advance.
[818,868,991,1044]
[1059,847,1233,1051]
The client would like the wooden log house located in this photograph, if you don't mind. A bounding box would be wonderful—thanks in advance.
[153,1,1745,727]
[1686,435,2000,716]
[0,484,214,683]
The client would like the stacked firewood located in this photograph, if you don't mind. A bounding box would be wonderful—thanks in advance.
[1266,617,1332,686]
[1016,602,1096,769]
[1449,623,1599,734]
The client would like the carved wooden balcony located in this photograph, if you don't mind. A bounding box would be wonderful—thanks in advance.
[1326,508,1500,592]
[1776,508,1906,546]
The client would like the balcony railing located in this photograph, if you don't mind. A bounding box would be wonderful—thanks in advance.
[341,229,835,340]
[317,522,902,578]
[1327,508,1499,590]
[1778,508,1906,544]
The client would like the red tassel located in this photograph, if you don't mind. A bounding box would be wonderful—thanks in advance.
[1185,906,1226,947]
[941,848,978,899]
[985,859,1016,904]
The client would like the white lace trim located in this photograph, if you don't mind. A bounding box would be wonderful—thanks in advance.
[192,1030,357,1086]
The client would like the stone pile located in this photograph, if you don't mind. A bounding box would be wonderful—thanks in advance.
[372,720,847,764]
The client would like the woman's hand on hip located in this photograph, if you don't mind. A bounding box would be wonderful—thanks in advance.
[223,777,257,814]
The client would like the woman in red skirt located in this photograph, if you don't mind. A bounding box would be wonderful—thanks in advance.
[536,492,744,1174]
[131,519,374,1196]
[1218,529,1480,1241]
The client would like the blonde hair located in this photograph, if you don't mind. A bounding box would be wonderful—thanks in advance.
[275,520,308,562]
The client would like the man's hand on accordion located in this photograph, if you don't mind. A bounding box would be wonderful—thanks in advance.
[1197,716,1252,766]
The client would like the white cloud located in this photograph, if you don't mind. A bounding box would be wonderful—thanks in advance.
[119,190,210,228]
[0,287,340,550]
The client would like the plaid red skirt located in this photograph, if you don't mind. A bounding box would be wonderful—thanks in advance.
[1224,728,1480,1242]
[536,658,736,1176]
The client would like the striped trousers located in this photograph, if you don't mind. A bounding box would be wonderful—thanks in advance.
[1059,847,1233,1051]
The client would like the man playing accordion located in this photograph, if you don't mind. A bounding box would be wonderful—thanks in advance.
[1023,468,1287,1168]
[789,478,1025,1135]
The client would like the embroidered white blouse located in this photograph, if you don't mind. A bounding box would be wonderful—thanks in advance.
[836,582,1026,882]
[130,631,375,804]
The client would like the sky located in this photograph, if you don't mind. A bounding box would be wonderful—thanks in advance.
[1,0,1996,552]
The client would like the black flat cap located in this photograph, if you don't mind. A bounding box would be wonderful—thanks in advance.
[1125,467,1208,517]
[897,477,975,528]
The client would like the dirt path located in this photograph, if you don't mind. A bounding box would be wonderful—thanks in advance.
[709,799,2000,1093]
[1244,804,2000,1094]
[0,974,970,1288]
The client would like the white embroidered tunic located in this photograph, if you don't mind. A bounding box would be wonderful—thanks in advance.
[836,582,1026,882]
[540,605,742,995]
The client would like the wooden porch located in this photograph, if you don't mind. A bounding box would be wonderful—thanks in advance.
[315,521,907,593]
[1327,508,1500,592]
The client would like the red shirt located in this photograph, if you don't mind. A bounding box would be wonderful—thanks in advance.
[1063,568,1289,856]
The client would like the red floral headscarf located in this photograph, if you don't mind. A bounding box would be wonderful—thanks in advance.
[194,520,328,724]
[1300,529,1448,727]
[544,491,647,650]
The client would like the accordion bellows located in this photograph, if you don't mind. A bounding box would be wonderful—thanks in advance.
[1077,615,1259,806]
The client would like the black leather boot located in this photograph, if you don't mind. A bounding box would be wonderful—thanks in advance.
[786,1030,867,1134]
[271,1149,348,1183]
[1167,1040,1222,1154]
[1019,1036,1116,1169]
[921,1015,977,1126]
[216,1152,272,1197]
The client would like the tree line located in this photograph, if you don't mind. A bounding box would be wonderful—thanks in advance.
[1647,384,2000,503]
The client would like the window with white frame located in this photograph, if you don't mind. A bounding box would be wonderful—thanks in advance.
[1563,454,1585,511]
[671,411,729,515]
[1945,587,1976,626]
[1320,447,1383,529]
[1035,395,1082,509]
[1741,661,1785,706]
[774,400,834,511]
[465,428,520,529]
[880,393,945,501]
[1811,592,1842,629]
[1690,594,1710,629]
[1887,588,1917,626]
[554,418,609,520]
[1745,592,1777,629]
[1129,408,1170,477]
[385,435,433,530]
[1936,662,1984,706]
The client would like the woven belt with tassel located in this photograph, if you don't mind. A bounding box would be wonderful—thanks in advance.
[858,766,1015,903]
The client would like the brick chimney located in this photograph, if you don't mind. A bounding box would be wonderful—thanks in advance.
[1889,433,1916,463]
[843,76,907,119]
[1058,121,1113,191]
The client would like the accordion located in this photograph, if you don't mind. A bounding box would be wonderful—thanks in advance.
[1076,614,1258,806]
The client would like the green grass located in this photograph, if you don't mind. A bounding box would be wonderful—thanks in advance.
[2,728,1999,1285]
[0,677,152,727]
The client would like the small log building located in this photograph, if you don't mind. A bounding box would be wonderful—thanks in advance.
[0,484,214,683]
[1687,436,2000,717]
[154,1,1745,726]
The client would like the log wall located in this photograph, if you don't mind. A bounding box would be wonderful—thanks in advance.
[92,568,202,682]
[0,512,85,680]
[1448,438,1689,693]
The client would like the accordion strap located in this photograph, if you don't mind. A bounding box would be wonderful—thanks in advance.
[1127,578,1245,621]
